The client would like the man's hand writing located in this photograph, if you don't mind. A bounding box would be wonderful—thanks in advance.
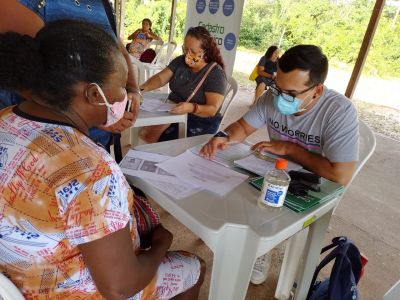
[199,137,230,159]
[251,140,294,156]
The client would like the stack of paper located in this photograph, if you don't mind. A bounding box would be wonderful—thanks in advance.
[189,142,252,167]
[120,150,202,199]
[157,150,248,197]
[234,153,302,176]
[248,176,344,213]
[140,98,176,112]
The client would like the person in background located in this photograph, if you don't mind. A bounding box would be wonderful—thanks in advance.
[139,26,227,143]
[128,18,162,59]
[0,0,142,147]
[200,44,359,285]
[0,20,205,299]
[254,45,280,103]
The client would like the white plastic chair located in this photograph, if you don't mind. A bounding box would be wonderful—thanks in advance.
[130,42,177,85]
[383,280,400,300]
[0,273,24,300]
[146,39,164,55]
[275,120,377,300]
[129,55,147,85]
[143,42,177,79]
[218,76,239,130]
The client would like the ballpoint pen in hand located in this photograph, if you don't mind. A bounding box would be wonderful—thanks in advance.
[253,150,277,163]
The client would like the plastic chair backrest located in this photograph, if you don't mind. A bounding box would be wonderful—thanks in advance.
[220,76,238,116]
[0,273,24,300]
[352,120,376,180]
[383,280,400,300]
[218,76,238,129]
[129,55,147,85]
[150,42,177,67]
[147,39,164,55]
[333,119,376,210]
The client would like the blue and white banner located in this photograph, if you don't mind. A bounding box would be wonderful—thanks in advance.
[185,0,245,76]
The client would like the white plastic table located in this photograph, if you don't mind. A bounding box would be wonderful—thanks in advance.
[128,93,187,145]
[124,135,338,300]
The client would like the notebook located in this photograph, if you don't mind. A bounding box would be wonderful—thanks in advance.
[249,176,344,213]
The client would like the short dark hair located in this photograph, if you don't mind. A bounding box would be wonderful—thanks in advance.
[0,20,120,111]
[264,45,278,59]
[278,45,328,86]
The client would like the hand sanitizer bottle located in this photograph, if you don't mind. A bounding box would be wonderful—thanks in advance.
[258,158,291,209]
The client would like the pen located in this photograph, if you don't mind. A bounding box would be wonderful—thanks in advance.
[126,99,132,112]
[254,151,277,163]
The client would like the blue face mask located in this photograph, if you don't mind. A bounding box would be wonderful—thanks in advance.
[273,94,304,115]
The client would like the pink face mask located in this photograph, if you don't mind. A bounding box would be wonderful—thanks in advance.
[92,83,128,127]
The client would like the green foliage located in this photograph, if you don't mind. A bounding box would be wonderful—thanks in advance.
[124,0,187,44]
[239,0,399,78]
[123,0,400,77]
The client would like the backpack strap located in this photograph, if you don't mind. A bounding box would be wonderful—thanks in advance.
[307,240,351,299]
[307,237,362,300]
[320,236,347,254]
[185,62,218,103]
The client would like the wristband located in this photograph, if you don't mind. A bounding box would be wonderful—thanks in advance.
[192,103,199,114]
[126,87,144,104]
[213,130,229,141]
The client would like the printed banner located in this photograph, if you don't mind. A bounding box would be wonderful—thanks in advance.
[185,0,245,76]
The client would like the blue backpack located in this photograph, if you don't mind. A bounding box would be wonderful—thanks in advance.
[307,236,363,300]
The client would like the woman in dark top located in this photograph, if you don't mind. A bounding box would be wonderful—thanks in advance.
[254,45,280,103]
[140,26,227,142]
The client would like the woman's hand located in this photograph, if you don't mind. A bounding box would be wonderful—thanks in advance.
[169,102,194,114]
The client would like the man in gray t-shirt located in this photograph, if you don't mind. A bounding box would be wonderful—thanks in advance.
[244,87,358,163]
[201,45,359,186]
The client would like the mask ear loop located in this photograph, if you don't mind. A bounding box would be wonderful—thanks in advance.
[86,83,112,107]
[298,88,318,112]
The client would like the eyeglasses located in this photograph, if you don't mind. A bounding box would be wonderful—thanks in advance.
[181,46,204,62]
[269,83,317,102]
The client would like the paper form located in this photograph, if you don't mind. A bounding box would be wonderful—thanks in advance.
[120,150,202,199]
[234,153,302,176]
[146,179,202,199]
[157,150,248,196]
[120,150,201,195]
[190,142,253,167]
[140,99,176,112]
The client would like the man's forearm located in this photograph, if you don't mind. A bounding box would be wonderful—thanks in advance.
[287,143,354,185]
[225,121,250,143]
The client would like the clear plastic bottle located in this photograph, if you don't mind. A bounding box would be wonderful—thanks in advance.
[258,158,291,209]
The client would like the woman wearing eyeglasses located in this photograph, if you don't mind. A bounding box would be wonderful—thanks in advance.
[139,26,227,143]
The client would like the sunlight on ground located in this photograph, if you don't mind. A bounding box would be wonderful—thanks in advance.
[232,49,400,141]
[233,50,400,111]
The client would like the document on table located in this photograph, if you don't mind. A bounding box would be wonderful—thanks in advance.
[157,150,248,196]
[234,153,302,176]
[140,98,176,112]
[190,142,253,167]
[120,150,202,199]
